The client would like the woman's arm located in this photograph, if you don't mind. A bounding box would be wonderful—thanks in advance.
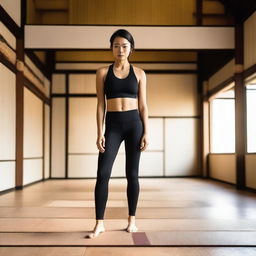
[96,67,106,153]
[138,68,149,151]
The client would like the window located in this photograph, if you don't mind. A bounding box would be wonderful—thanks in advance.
[246,82,256,153]
[210,88,235,153]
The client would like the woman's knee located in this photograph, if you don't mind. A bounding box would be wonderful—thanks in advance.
[96,170,111,183]
[126,170,139,182]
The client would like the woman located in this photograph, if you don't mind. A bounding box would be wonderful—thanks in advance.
[88,29,149,238]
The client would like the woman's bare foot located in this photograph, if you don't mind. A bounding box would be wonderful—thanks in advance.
[86,220,105,238]
[126,216,138,233]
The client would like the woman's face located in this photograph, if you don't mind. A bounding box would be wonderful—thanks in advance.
[112,36,132,60]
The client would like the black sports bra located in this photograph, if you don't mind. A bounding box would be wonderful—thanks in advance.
[104,63,138,99]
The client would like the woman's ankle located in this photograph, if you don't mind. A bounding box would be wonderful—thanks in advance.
[128,215,136,222]
[96,219,104,225]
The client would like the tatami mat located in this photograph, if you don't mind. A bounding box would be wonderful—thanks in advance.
[1,231,256,246]
[1,247,256,256]
[45,199,209,207]
[71,247,256,256]
[0,178,256,253]
[0,231,134,246]
[1,206,256,219]
[0,218,256,232]
[0,247,86,256]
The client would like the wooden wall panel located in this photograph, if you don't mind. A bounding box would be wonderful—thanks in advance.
[52,74,66,94]
[208,59,235,91]
[34,51,46,64]
[245,154,256,190]
[69,74,96,94]
[27,0,41,24]
[41,12,68,24]
[244,11,256,70]
[24,55,49,94]
[209,154,236,184]
[55,51,197,63]
[56,63,197,71]
[147,74,198,116]
[69,0,195,25]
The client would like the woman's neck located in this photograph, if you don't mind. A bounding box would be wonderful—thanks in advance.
[113,60,129,70]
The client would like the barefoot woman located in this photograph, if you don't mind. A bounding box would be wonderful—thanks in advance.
[88,29,149,238]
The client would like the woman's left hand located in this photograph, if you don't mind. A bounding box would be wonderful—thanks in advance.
[140,134,149,151]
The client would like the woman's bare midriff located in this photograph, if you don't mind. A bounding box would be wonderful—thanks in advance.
[106,97,138,112]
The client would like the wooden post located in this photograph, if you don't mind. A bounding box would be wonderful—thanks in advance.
[15,37,24,189]
[234,23,246,189]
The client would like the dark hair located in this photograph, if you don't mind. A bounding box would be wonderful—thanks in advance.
[110,29,135,51]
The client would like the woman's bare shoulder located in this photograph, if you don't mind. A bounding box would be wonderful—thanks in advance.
[96,65,111,81]
[132,65,146,82]
[97,66,109,74]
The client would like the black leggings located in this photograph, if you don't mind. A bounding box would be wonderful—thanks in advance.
[94,109,144,220]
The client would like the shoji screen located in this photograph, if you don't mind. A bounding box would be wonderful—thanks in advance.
[51,98,66,177]
[147,73,200,176]
[140,118,164,176]
[23,88,43,185]
[0,64,16,191]
[68,74,127,178]
[51,74,66,178]
[67,72,199,177]
[68,97,98,177]
[165,118,199,176]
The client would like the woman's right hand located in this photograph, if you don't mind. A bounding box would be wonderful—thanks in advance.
[96,135,105,153]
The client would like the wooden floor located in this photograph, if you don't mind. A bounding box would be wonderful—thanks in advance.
[0,178,256,255]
